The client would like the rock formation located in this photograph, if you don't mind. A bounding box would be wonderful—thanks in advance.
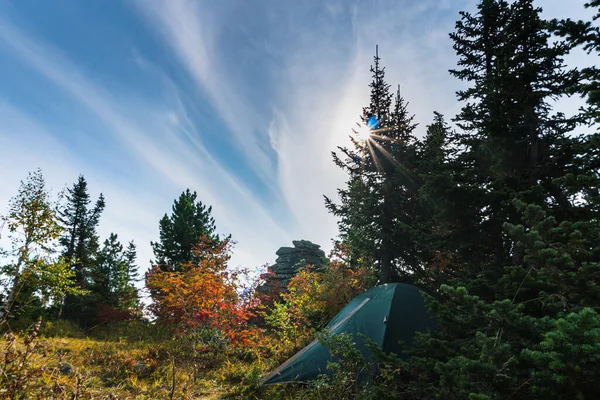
[261,240,328,293]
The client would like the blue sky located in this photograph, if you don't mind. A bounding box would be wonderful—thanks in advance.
[0,0,593,274]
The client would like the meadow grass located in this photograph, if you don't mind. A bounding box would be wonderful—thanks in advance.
[0,320,280,399]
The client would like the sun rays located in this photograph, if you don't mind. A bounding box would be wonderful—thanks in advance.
[352,122,404,174]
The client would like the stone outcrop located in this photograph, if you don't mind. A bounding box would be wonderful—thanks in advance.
[261,240,328,293]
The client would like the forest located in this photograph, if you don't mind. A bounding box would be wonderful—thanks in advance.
[1,0,599,398]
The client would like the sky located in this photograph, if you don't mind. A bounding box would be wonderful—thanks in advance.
[0,0,594,279]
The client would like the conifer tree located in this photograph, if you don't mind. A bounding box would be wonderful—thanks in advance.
[124,241,139,285]
[553,0,600,124]
[92,233,140,321]
[121,240,141,312]
[58,175,105,323]
[151,189,221,271]
[93,234,124,304]
[326,47,427,284]
[415,112,456,287]
[444,0,577,277]
[404,1,600,398]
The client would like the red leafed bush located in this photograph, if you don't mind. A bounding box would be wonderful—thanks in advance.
[145,236,258,344]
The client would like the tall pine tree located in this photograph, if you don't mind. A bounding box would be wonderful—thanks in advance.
[124,241,139,287]
[404,1,600,398]
[419,0,580,296]
[58,175,105,324]
[147,190,226,323]
[553,0,600,124]
[326,47,427,284]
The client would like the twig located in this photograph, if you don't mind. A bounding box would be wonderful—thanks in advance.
[170,354,176,400]
[508,378,531,399]
[512,265,535,304]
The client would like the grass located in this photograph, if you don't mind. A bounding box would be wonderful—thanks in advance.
[0,320,282,399]
[0,319,389,399]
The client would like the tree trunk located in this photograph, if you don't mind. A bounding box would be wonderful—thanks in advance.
[0,275,20,322]
[379,180,395,284]
[0,245,28,322]
[379,246,393,284]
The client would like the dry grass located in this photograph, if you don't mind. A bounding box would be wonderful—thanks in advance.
[0,321,275,400]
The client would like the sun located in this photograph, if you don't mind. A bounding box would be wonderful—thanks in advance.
[357,124,372,141]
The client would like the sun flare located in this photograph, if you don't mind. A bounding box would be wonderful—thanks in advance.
[357,124,372,141]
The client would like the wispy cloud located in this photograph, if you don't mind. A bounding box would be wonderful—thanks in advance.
[1,0,593,276]
[262,0,593,251]
[133,0,277,185]
[0,100,156,266]
[260,0,470,248]
[129,0,473,252]
[0,15,292,269]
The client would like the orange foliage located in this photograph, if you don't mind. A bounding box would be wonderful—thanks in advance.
[256,267,284,303]
[145,236,258,344]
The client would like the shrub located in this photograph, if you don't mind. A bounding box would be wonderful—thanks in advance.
[146,237,259,345]
[262,242,377,359]
[522,308,600,399]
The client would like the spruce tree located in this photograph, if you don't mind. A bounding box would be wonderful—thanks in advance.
[93,233,124,305]
[93,234,140,321]
[326,47,428,284]
[404,1,600,398]
[553,0,600,124]
[415,112,456,288]
[58,175,105,324]
[151,189,221,271]
[121,240,141,313]
[404,0,581,301]
[124,241,139,285]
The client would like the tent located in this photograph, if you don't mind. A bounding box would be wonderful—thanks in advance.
[261,283,436,385]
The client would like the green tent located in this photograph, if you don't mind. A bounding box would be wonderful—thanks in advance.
[261,283,436,385]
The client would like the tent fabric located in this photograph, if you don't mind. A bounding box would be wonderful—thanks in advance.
[261,283,436,385]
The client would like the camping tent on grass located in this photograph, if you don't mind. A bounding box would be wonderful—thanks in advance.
[261,283,436,385]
